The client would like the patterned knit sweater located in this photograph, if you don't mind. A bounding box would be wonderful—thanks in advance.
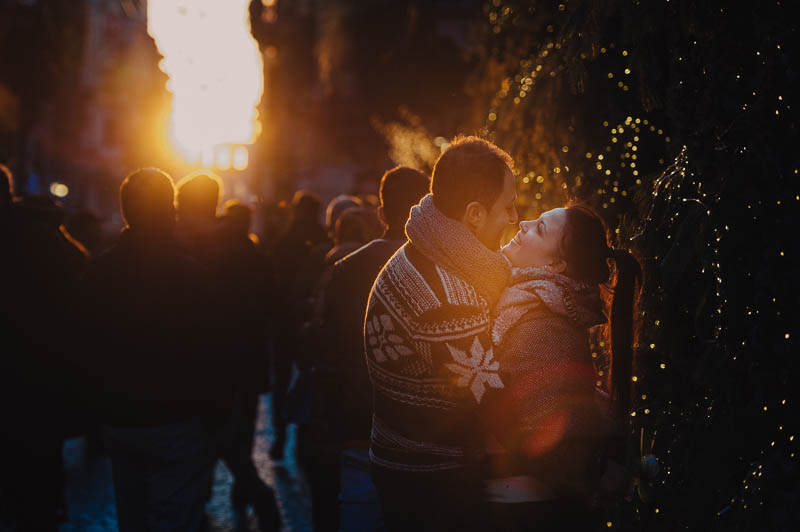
[364,194,511,473]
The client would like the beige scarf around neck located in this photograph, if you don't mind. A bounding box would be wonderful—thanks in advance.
[405,194,511,307]
[491,267,606,346]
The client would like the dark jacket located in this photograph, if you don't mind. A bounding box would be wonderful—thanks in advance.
[217,233,274,392]
[179,222,274,392]
[1,205,87,432]
[313,237,405,443]
[74,228,229,427]
[269,221,330,360]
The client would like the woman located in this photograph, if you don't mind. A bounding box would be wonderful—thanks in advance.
[483,203,640,530]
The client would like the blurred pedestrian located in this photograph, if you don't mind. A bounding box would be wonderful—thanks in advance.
[65,210,107,257]
[291,203,383,532]
[175,174,280,531]
[313,166,430,531]
[269,190,327,460]
[1,165,87,531]
[175,171,224,263]
[74,168,224,532]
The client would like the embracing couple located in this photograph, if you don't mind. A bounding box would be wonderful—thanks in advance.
[364,136,639,531]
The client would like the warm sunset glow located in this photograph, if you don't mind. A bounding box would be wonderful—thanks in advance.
[147,1,263,167]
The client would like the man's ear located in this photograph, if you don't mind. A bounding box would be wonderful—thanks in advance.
[461,201,486,234]
[547,257,567,273]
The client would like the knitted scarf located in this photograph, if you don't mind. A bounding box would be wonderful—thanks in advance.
[405,194,511,307]
[491,267,606,346]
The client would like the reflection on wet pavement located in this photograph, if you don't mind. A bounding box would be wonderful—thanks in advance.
[60,396,311,532]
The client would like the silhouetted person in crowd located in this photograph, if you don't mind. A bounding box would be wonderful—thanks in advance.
[75,168,226,532]
[65,210,106,257]
[310,166,430,531]
[15,194,89,258]
[269,190,327,459]
[286,194,363,335]
[256,199,290,257]
[175,171,224,262]
[325,194,363,236]
[325,205,383,265]
[1,165,87,531]
[289,202,383,532]
[174,175,280,531]
[365,137,518,531]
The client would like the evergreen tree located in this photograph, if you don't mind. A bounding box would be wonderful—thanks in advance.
[466,1,797,529]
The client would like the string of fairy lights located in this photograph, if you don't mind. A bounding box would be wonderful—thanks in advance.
[478,0,796,528]
[484,32,673,219]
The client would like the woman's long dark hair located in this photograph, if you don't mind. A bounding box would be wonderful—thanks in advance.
[559,203,642,419]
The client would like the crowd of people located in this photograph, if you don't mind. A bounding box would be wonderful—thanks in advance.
[0,135,640,532]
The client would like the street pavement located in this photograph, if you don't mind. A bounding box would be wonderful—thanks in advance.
[59,396,311,532]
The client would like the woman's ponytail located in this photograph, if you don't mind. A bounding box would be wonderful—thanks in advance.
[562,204,643,419]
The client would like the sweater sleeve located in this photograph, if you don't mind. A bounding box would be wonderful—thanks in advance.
[483,312,608,496]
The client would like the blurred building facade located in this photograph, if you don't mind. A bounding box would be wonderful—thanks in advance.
[1,0,481,225]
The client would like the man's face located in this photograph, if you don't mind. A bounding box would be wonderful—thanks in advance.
[474,166,518,250]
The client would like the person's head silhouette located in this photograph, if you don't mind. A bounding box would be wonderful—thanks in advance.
[378,165,429,237]
[119,168,176,231]
[176,171,223,222]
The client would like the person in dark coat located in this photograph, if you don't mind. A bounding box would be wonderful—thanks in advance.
[174,174,280,531]
[268,190,328,459]
[65,210,107,257]
[289,202,384,532]
[219,199,275,398]
[1,165,87,531]
[217,199,280,530]
[309,166,429,531]
[74,168,224,532]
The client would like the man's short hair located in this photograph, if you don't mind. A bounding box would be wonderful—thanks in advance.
[430,136,514,219]
[119,168,175,229]
[176,171,223,220]
[379,166,429,230]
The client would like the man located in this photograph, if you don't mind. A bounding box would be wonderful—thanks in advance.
[174,171,224,262]
[304,166,429,531]
[77,168,223,531]
[318,166,430,531]
[174,174,280,531]
[364,137,518,531]
[268,190,328,459]
[1,166,86,530]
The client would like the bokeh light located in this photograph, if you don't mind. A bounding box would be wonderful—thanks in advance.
[49,183,69,198]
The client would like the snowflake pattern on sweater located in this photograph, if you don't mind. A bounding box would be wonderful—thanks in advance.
[444,337,504,403]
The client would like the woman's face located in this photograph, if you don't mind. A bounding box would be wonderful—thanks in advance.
[501,208,568,269]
